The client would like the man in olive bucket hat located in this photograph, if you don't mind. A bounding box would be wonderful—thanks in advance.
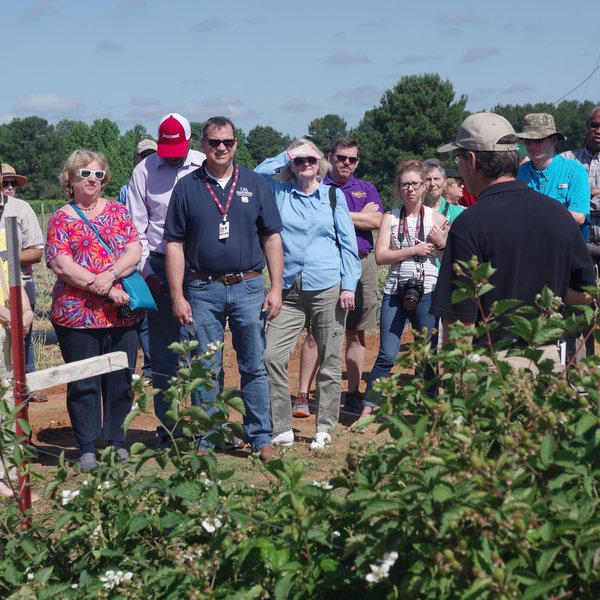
[516,113,590,241]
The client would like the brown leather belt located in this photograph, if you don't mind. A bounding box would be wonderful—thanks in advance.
[189,270,261,285]
[358,250,372,259]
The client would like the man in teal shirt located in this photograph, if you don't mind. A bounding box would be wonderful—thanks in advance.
[516,113,590,240]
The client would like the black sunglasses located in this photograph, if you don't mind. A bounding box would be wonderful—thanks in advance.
[335,154,359,164]
[590,121,600,130]
[2,180,18,188]
[293,156,319,166]
[205,138,236,148]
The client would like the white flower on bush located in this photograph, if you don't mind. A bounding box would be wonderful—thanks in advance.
[130,402,139,412]
[332,530,341,538]
[311,480,333,490]
[201,516,223,533]
[97,481,111,491]
[453,416,464,427]
[99,570,133,590]
[468,353,482,363]
[181,547,204,562]
[91,524,102,542]
[61,489,80,506]
[27,572,34,581]
[365,551,399,583]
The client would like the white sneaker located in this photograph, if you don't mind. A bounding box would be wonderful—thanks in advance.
[310,432,331,450]
[272,429,294,446]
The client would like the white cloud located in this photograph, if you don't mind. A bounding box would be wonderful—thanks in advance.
[97,41,123,52]
[334,85,383,106]
[396,53,440,65]
[326,52,370,66]
[21,0,58,22]
[282,99,311,112]
[192,19,226,32]
[15,93,83,115]
[502,84,535,94]
[461,47,499,63]
[180,97,257,121]
[435,12,482,25]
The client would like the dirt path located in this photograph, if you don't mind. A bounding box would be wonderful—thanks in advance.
[27,331,391,471]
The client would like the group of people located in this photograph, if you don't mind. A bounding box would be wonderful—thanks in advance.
[1,105,599,484]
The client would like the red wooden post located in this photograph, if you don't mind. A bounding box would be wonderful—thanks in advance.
[6,216,32,527]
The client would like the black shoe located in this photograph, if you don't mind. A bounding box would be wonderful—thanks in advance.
[344,391,363,415]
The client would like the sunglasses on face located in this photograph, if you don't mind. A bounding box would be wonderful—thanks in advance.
[589,121,600,130]
[78,169,106,181]
[205,138,236,149]
[335,154,359,164]
[2,180,18,188]
[293,156,319,166]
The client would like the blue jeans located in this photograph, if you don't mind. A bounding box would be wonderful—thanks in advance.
[365,292,437,406]
[136,313,152,378]
[187,274,272,451]
[146,255,192,436]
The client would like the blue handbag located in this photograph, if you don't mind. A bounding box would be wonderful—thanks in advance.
[70,202,157,312]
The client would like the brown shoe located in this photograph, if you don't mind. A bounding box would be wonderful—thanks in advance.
[258,445,279,462]
[27,392,48,403]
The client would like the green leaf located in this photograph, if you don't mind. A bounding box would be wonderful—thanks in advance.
[521,572,569,600]
[274,573,295,600]
[535,547,561,578]
[171,480,204,500]
[539,435,554,467]
[432,484,453,503]
[127,515,150,535]
[225,395,246,415]
[575,413,597,437]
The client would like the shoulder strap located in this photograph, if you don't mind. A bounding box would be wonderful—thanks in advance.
[69,201,113,255]
[328,186,340,247]
[441,199,450,217]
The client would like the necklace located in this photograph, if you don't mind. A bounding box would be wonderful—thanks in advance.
[75,200,98,212]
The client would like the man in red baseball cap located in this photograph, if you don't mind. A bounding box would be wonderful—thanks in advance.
[127,113,206,447]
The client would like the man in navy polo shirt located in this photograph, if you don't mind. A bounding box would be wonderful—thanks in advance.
[165,116,284,462]
[294,136,383,416]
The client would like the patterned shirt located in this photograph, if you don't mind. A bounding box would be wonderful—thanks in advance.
[562,147,600,243]
[46,201,141,329]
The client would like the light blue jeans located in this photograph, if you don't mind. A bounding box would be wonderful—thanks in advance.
[365,292,437,406]
[187,274,272,451]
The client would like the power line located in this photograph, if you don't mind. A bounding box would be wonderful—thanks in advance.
[552,62,600,106]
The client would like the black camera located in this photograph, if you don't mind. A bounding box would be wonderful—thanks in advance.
[400,275,424,311]
[116,304,132,319]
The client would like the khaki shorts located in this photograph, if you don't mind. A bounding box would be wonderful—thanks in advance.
[346,251,380,332]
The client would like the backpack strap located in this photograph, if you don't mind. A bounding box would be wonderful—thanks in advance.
[328,186,340,247]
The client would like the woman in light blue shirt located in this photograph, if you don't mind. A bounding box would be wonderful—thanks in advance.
[256,139,361,451]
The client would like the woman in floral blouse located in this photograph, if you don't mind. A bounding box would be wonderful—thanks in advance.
[46,150,142,471]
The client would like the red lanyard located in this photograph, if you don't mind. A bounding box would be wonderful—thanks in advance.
[203,166,240,221]
[398,205,424,247]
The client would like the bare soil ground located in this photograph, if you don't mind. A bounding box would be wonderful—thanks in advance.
[25,330,395,488]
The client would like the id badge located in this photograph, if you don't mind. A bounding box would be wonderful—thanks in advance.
[219,220,230,239]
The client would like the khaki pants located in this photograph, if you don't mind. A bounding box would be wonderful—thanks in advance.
[265,279,345,435]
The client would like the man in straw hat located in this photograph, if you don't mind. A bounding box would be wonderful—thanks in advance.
[431,112,595,368]
[516,113,590,240]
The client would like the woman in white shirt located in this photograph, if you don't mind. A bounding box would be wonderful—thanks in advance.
[361,160,448,416]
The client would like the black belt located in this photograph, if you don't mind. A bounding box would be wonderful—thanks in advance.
[189,270,261,285]
[149,251,165,258]
[359,250,372,259]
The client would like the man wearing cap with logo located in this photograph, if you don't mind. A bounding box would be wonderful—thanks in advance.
[127,113,206,445]
[164,116,283,461]
[0,163,44,380]
[432,112,595,365]
[294,136,383,416]
[516,113,590,240]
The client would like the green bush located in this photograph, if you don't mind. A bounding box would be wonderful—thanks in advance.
[1,263,600,599]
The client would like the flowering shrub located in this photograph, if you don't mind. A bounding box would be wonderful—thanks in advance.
[1,262,600,598]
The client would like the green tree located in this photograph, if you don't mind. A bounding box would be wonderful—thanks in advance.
[54,119,91,157]
[246,125,291,164]
[307,114,347,154]
[493,100,597,152]
[353,73,468,207]
[87,119,125,198]
[189,121,205,146]
[233,129,254,169]
[0,116,64,200]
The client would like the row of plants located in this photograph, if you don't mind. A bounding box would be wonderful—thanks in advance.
[1,262,599,598]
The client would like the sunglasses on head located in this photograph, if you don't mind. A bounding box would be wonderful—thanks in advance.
[2,180,18,188]
[293,156,319,166]
[205,138,236,149]
[335,154,359,164]
[78,169,106,181]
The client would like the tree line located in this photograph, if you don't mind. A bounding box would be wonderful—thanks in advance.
[0,73,596,209]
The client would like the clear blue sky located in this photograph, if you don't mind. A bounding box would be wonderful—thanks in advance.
[3,0,599,138]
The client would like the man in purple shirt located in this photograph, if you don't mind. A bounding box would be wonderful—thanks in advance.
[295,137,383,417]
[127,113,206,447]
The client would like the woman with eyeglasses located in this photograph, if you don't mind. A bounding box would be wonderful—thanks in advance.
[45,149,142,471]
[360,159,448,417]
[256,139,361,450]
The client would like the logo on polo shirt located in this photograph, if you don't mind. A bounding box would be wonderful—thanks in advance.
[237,187,253,203]
[351,191,367,198]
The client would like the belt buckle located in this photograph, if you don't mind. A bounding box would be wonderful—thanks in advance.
[223,273,239,285]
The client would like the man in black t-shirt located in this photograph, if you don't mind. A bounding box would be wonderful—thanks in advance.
[432,112,595,353]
